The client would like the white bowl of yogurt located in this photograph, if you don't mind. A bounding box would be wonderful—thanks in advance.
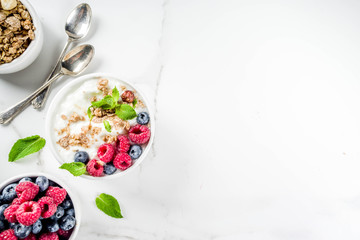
[45,73,155,179]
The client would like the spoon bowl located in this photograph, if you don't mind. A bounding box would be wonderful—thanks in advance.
[65,3,92,40]
[61,44,94,76]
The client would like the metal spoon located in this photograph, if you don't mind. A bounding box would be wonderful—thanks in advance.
[31,3,92,109]
[0,44,95,124]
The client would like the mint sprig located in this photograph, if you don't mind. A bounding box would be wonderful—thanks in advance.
[89,86,137,121]
[8,135,46,162]
[87,107,94,121]
[59,162,86,176]
[95,193,123,218]
[112,86,120,102]
[104,120,111,132]
[115,104,137,120]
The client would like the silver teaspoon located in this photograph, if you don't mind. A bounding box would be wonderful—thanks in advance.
[0,44,95,125]
[31,3,92,109]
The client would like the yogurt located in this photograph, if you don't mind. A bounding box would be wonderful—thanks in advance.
[48,75,152,178]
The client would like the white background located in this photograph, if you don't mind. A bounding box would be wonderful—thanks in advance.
[1,0,360,239]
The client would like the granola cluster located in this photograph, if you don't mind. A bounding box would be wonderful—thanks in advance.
[57,112,102,150]
[0,0,35,64]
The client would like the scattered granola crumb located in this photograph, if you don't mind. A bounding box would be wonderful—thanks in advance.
[69,112,85,123]
[97,78,108,92]
[137,99,145,108]
[61,115,67,120]
[57,136,70,150]
[102,135,117,144]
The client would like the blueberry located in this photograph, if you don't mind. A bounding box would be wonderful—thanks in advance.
[35,176,49,192]
[60,199,72,210]
[129,145,142,159]
[31,219,42,234]
[0,220,7,231]
[51,206,64,220]
[46,219,59,232]
[59,215,76,231]
[136,112,150,125]
[2,183,17,202]
[0,204,9,220]
[14,224,32,239]
[9,222,16,229]
[19,177,32,183]
[74,151,89,164]
[66,208,75,217]
[0,195,4,205]
[104,163,116,175]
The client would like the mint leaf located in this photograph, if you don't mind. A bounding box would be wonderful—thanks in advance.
[132,98,137,108]
[8,135,46,162]
[112,86,120,102]
[115,104,137,120]
[59,162,86,176]
[91,95,116,109]
[104,120,111,132]
[95,193,123,218]
[87,107,94,121]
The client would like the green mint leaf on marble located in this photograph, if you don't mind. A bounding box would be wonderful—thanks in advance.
[112,86,120,102]
[104,120,111,132]
[115,104,137,120]
[91,95,116,110]
[132,98,137,108]
[87,107,94,121]
[95,193,123,218]
[8,135,46,162]
[59,162,86,176]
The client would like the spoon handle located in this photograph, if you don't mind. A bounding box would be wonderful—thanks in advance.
[0,72,63,124]
[31,38,73,109]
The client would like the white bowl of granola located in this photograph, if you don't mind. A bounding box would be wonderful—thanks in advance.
[45,73,155,179]
[0,0,43,74]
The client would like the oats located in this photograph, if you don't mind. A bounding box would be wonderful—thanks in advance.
[0,0,34,65]
[1,0,17,11]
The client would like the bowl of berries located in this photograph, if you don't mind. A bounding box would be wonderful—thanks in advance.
[46,73,155,179]
[0,173,80,240]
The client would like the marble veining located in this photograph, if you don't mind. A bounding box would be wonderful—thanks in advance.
[2,0,360,239]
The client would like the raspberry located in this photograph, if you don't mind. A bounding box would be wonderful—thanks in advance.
[113,153,132,170]
[23,233,36,240]
[16,201,41,226]
[16,182,39,202]
[117,135,130,153]
[121,90,135,103]
[45,187,67,205]
[128,124,151,144]
[12,197,25,205]
[86,159,104,177]
[57,229,71,238]
[39,233,59,240]
[4,205,19,223]
[0,229,17,240]
[97,143,115,163]
[38,197,57,218]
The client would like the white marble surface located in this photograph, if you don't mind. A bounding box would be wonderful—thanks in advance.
[1,0,360,239]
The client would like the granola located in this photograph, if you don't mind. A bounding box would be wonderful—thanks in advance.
[0,0,35,64]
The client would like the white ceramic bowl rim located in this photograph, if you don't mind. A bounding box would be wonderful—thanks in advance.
[0,172,81,240]
[0,0,43,73]
[45,73,155,180]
